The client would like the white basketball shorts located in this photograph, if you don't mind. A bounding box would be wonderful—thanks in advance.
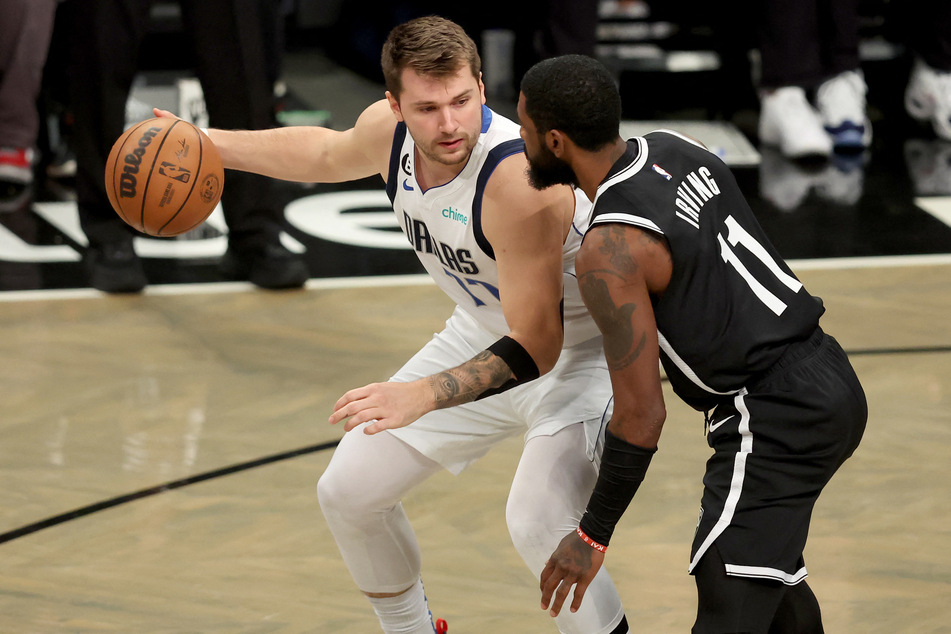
[388,306,614,475]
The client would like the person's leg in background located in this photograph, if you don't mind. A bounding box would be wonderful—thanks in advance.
[754,0,835,159]
[535,0,599,60]
[64,0,151,293]
[182,0,308,289]
[813,0,871,151]
[0,0,57,199]
[903,0,951,140]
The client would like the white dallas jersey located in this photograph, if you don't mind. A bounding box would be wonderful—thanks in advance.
[385,105,599,347]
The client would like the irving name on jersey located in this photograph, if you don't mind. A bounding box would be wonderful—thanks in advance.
[673,165,720,230]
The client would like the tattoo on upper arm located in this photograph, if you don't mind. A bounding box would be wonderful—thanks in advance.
[581,227,654,371]
[600,226,639,276]
[428,350,514,407]
[579,272,646,370]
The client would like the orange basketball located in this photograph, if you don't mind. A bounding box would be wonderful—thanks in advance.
[104,117,224,237]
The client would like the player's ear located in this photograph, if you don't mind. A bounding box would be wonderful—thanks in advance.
[385,91,404,122]
[477,72,486,104]
[546,129,567,158]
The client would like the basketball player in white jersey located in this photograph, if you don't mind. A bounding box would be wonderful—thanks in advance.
[157,16,629,634]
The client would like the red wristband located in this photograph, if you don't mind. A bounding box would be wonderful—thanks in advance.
[576,526,607,552]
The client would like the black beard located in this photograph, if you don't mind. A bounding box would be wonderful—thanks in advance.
[526,149,579,190]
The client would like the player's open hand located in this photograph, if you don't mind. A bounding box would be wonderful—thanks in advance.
[329,380,434,434]
[539,530,605,617]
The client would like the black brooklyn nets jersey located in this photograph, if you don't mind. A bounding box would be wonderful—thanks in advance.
[589,131,824,410]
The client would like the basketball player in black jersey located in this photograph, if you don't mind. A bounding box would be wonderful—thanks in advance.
[517,54,868,632]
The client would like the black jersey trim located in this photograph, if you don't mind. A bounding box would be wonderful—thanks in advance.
[471,138,525,260]
[385,122,409,204]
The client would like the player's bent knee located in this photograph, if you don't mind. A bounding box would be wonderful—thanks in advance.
[316,465,377,518]
[315,469,344,514]
[505,503,561,566]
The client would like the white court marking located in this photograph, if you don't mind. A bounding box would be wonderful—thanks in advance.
[1,254,950,303]
[916,196,951,227]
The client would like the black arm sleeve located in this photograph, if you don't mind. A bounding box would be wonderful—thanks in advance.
[475,335,541,400]
[578,429,657,546]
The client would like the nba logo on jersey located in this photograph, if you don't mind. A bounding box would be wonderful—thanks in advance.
[652,163,672,180]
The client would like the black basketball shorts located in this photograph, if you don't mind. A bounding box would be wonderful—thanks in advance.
[688,328,868,584]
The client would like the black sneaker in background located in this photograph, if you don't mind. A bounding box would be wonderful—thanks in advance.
[220,241,308,290]
[85,241,147,293]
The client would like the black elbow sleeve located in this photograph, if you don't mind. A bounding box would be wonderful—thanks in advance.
[476,335,541,400]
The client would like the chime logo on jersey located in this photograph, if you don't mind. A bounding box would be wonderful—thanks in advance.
[442,206,468,225]
[652,163,672,180]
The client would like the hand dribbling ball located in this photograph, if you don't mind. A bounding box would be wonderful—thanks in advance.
[104,117,224,236]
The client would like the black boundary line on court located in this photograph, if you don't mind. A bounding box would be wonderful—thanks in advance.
[846,345,951,356]
[1,344,949,546]
[0,440,339,545]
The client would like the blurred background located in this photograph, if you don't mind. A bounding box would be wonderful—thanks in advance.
[0,0,949,292]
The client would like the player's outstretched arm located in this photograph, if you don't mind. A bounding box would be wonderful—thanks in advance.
[540,222,670,617]
[329,348,517,434]
[153,100,395,184]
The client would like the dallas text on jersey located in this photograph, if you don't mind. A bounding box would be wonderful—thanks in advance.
[401,210,479,275]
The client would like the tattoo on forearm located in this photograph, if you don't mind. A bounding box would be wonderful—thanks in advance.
[429,350,514,408]
[429,373,462,403]
[579,270,647,371]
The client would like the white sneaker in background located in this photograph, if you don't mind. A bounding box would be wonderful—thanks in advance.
[759,146,866,211]
[904,138,951,195]
[815,153,867,206]
[816,69,872,150]
[758,86,833,159]
[905,57,951,141]
[758,146,816,211]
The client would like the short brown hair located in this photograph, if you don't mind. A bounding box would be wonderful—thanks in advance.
[381,16,481,98]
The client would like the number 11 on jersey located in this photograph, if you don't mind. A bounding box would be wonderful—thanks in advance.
[717,215,803,316]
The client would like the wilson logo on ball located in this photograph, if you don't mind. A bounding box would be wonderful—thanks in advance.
[105,117,224,237]
[119,126,163,199]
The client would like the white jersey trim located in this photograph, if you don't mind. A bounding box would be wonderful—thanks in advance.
[723,564,809,585]
[593,136,649,207]
[589,213,663,235]
[650,128,711,152]
[657,332,737,397]
[688,390,752,574]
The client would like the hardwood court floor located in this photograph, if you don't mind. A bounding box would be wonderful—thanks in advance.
[0,261,949,633]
